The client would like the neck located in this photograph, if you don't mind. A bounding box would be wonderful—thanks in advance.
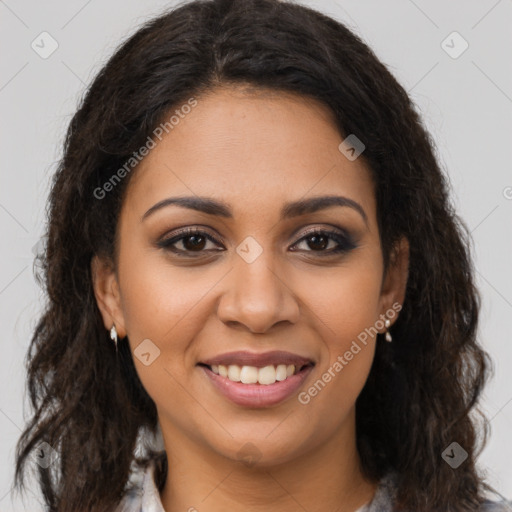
[159,409,378,512]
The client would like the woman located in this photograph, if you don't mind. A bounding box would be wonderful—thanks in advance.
[13,0,511,510]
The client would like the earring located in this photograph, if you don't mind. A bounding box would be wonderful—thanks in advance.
[110,324,118,352]
[384,318,392,343]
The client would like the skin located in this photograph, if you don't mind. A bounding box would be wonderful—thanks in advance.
[92,85,409,512]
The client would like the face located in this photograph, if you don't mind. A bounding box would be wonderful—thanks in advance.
[92,85,408,468]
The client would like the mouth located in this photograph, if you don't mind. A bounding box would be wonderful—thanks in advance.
[197,350,316,407]
[197,361,314,385]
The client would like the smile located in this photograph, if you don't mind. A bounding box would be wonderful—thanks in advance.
[198,350,315,407]
[207,363,308,385]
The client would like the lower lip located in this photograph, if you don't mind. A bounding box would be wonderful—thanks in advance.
[200,364,314,408]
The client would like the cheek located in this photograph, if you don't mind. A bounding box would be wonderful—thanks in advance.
[116,250,213,424]
[116,244,217,404]
[302,251,383,348]
[118,241,209,343]
[297,253,382,408]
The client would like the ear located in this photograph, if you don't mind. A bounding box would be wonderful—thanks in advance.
[91,255,127,338]
[378,236,409,327]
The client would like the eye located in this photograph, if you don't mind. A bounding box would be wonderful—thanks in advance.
[290,228,356,255]
[157,226,357,257]
[157,227,223,256]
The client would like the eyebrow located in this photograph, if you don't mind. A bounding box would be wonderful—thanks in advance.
[142,195,368,225]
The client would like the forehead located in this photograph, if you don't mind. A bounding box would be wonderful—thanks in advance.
[123,85,376,223]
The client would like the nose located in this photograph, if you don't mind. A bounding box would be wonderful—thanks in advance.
[216,248,300,334]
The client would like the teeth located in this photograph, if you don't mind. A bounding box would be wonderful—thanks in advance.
[210,363,303,384]
[227,365,241,382]
[275,364,287,381]
[258,365,276,385]
[240,365,259,384]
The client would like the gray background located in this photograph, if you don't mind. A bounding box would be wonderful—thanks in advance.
[1,0,511,509]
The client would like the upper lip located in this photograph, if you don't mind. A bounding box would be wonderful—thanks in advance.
[200,350,314,368]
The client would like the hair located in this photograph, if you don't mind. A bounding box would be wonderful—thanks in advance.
[13,0,498,510]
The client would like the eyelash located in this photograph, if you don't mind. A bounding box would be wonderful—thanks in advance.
[156,226,357,257]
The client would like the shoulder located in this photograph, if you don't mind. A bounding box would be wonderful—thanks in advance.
[114,458,165,512]
[367,472,511,512]
[113,464,144,512]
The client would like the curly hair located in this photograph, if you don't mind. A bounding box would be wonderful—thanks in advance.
[14,0,497,510]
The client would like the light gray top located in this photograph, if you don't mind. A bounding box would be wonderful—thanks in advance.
[114,459,512,512]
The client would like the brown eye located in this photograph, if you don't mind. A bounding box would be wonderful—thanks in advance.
[304,233,330,251]
[291,229,357,255]
[181,234,207,251]
[157,228,223,255]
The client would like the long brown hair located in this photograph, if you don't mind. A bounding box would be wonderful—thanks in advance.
[14,0,496,510]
